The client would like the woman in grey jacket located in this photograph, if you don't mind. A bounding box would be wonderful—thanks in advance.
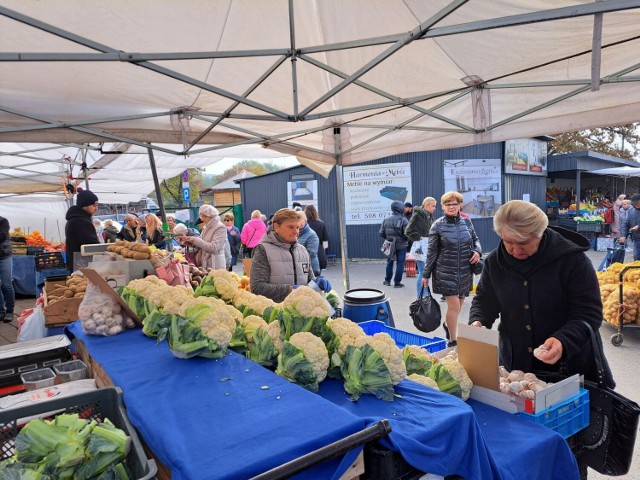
[422,191,481,347]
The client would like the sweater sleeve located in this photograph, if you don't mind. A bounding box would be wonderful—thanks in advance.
[193,225,226,254]
[405,214,421,242]
[469,256,501,328]
[306,233,321,276]
[249,245,291,303]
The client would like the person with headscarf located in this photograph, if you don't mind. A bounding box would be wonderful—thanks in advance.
[180,205,227,269]
[65,190,100,270]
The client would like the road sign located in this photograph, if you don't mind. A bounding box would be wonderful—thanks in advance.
[182,187,190,203]
[182,182,189,189]
[181,170,189,182]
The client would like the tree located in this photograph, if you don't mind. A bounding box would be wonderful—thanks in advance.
[211,160,284,184]
[151,168,206,208]
[548,123,640,161]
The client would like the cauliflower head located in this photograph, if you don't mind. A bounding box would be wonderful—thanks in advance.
[267,321,283,352]
[438,358,473,401]
[406,373,440,390]
[241,315,268,342]
[208,269,239,301]
[197,317,232,348]
[283,286,330,318]
[356,333,406,385]
[288,332,329,384]
[325,317,366,356]
[402,345,438,376]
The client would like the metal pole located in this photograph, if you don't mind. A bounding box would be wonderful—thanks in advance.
[576,170,581,216]
[249,420,392,480]
[334,127,350,290]
[147,147,172,252]
[81,147,89,190]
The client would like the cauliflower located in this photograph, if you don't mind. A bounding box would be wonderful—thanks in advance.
[232,290,277,317]
[340,343,394,401]
[355,333,406,385]
[246,324,279,368]
[197,317,233,349]
[406,373,440,390]
[266,320,283,352]
[430,357,473,401]
[322,317,367,379]
[282,286,330,319]
[195,269,239,301]
[276,332,329,392]
[223,304,244,324]
[240,315,268,342]
[402,345,438,376]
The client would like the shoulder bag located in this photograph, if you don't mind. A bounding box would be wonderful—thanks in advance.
[409,286,441,333]
[576,321,640,476]
[381,236,397,260]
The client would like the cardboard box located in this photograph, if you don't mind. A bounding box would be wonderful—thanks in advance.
[457,324,580,414]
[43,278,84,327]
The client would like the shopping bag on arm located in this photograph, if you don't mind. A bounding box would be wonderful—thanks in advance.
[381,237,397,260]
[409,286,441,333]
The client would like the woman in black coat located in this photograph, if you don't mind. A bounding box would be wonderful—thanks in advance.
[304,205,329,271]
[469,200,615,389]
[422,191,481,347]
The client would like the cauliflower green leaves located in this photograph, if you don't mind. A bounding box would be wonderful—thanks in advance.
[341,344,394,402]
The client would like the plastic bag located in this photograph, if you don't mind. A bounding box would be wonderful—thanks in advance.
[17,304,47,342]
[156,257,192,287]
[78,283,134,336]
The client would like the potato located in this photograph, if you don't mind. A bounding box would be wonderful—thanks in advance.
[63,290,75,298]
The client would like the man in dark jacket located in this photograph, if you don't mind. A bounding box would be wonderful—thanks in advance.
[470,200,614,389]
[619,193,640,260]
[0,216,15,322]
[379,201,409,288]
[65,190,100,270]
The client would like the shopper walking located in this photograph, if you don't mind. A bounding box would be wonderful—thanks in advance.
[240,210,268,277]
[405,197,436,297]
[304,205,329,271]
[223,212,241,271]
[619,193,640,260]
[0,216,15,323]
[65,190,100,271]
[379,201,409,288]
[180,205,227,270]
[422,191,481,347]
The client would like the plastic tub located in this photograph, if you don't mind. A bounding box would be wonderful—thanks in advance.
[20,368,56,391]
[519,388,590,438]
[53,359,89,383]
[359,320,446,354]
[343,289,394,327]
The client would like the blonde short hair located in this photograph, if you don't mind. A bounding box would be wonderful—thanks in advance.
[440,191,463,206]
[251,210,262,219]
[422,197,436,207]
[272,208,300,226]
[493,200,548,242]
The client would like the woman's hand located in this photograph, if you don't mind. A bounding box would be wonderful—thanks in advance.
[421,277,428,287]
[535,337,563,364]
[470,321,485,328]
[469,251,481,264]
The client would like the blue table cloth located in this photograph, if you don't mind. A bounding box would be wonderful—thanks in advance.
[66,322,366,480]
[12,255,36,296]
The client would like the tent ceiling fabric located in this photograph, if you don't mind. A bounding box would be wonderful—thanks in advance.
[1,0,640,171]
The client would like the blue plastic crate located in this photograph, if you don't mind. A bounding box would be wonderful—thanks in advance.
[359,320,446,354]
[518,388,589,438]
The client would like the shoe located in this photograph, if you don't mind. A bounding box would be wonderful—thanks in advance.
[447,340,457,348]
[383,281,391,286]
[2,312,13,323]
[393,283,404,288]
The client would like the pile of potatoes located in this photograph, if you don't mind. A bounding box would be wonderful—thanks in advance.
[106,240,151,260]
[188,265,209,287]
[596,262,640,326]
[46,275,88,305]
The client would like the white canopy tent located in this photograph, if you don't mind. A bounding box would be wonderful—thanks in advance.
[590,166,640,192]
[3,0,640,284]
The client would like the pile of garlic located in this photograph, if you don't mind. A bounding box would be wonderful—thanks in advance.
[498,366,551,400]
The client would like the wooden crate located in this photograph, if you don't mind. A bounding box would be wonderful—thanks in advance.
[43,278,83,327]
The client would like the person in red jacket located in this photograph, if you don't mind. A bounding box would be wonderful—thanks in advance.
[240,210,268,277]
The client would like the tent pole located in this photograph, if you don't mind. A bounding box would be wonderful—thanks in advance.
[334,127,350,290]
[147,148,172,251]
[81,147,90,190]
[576,170,581,215]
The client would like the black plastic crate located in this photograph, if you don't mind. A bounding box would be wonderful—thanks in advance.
[34,251,66,271]
[362,443,423,480]
[0,387,157,479]
[0,336,72,388]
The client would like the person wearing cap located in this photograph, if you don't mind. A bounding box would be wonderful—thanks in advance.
[65,189,100,270]
[117,213,143,242]
[180,204,227,269]
[619,193,640,260]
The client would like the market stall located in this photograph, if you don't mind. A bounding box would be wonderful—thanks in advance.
[11,255,68,297]
[67,322,579,480]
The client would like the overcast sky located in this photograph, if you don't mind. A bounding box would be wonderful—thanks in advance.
[204,156,299,174]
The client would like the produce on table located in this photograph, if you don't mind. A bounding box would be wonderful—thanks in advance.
[498,367,550,403]
[46,274,88,305]
[79,284,134,336]
[0,413,131,480]
[276,332,329,392]
[275,286,330,342]
[322,317,366,379]
[406,373,440,390]
[246,325,279,368]
[341,343,395,402]
[354,333,406,385]
[194,269,239,301]
[106,240,153,260]
[402,345,437,376]
[573,215,604,222]
[167,314,229,359]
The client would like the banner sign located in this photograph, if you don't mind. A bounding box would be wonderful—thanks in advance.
[505,139,548,175]
[443,159,502,218]
[343,162,412,225]
[287,180,318,209]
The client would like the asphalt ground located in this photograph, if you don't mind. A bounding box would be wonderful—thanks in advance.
[2,249,638,478]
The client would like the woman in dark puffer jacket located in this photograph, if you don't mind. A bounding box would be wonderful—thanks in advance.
[422,191,481,347]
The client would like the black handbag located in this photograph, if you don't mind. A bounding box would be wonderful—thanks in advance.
[577,321,640,476]
[409,286,441,333]
[471,258,484,275]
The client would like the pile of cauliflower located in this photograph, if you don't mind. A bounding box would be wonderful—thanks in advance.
[120,274,472,402]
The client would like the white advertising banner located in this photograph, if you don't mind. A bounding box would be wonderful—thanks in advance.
[443,159,502,218]
[505,138,548,175]
[343,162,412,225]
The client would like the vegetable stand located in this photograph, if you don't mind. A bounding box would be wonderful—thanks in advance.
[610,265,640,346]
[67,322,579,479]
